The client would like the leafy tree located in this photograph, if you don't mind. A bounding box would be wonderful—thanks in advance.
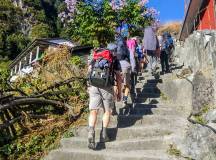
[59,0,158,47]
[30,23,55,40]
[0,0,29,59]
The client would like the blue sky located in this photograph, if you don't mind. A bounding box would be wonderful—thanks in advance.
[147,0,185,23]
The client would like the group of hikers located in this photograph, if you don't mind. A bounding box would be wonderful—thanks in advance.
[87,23,174,150]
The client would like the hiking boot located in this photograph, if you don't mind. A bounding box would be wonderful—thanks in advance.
[160,71,165,75]
[166,70,171,73]
[88,127,95,150]
[100,127,110,143]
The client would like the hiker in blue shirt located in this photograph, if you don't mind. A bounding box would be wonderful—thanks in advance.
[160,32,173,74]
[116,20,130,38]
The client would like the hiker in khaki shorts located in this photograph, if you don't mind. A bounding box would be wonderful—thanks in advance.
[87,47,122,150]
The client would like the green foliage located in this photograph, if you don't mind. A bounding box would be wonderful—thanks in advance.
[0,0,29,59]
[0,60,10,90]
[30,23,55,40]
[117,0,152,36]
[70,56,85,68]
[167,144,181,157]
[63,129,74,138]
[160,92,169,101]
[194,115,207,125]
[62,0,153,47]
[0,128,61,160]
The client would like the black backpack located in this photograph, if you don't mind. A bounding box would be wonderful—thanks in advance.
[88,49,114,88]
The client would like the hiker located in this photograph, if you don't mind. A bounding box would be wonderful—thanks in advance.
[143,25,159,74]
[160,32,173,74]
[116,20,130,38]
[87,47,122,150]
[115,34,131,104]
[127,37,138,95]
[167,33,174,63]
[136,38,146,73]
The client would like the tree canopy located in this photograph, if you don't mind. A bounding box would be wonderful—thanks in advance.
[0,0,159,60]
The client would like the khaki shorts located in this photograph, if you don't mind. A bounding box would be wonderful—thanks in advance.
[88,86,114,111]
[122,68,131,87]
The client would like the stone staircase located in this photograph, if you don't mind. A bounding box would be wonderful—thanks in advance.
[45,72,188,160]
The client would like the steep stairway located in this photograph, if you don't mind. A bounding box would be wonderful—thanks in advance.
[46,72,187,160]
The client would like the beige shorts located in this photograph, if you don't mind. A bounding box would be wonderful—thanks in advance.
[88,86,114,111]
[122,68,131,87]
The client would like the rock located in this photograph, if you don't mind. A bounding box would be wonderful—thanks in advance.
[181,124,216,160]
[174,30,216,160]
[206,109,216,123]
[158,78,192,110]
[192,72,214,115]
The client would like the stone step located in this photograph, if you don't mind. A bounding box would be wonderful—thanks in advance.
[136,82,158,89]
[136,87,161,94]
[60,136,168,151]
[120,107,183,116]
[46,149,170,160]
[97,114,185,128]
[134,97,161,104]
[136,93,161,98]
[74,124,182,141]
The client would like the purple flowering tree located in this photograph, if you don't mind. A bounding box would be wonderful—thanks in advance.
[58,0,160,46]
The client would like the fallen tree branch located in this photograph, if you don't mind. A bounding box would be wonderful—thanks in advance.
[0,98,71,111]
[34,77,87,95]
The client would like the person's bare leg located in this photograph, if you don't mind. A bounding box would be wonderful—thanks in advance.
[102,110,111,128]
[124,86,130,97]
[88,109,98,149]
[101,110,112,142]
[89,109,98,127]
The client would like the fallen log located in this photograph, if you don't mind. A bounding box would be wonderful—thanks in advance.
[0,98,71,111]
[34,77,87,95]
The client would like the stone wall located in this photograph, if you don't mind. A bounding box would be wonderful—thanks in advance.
[175,30,216,105]
[159,30,216,160]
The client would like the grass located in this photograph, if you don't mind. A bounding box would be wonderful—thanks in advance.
[167,144,181,157]
[160,92,169,101]
[194,115,207,125]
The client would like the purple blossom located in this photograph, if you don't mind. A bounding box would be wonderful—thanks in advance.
[146,7,160,16]
[138,0,149,7]
[109,0,126,10]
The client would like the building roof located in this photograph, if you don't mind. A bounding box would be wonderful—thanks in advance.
[9,38,91,68]
[179,0,205,41]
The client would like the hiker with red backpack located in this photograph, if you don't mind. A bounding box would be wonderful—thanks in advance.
[87,46,122,150]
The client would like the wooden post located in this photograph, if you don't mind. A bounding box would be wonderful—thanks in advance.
[4,110,17,137]
[29,52,32,64]
[36,46,40,60]
[0,111,11,141]
[10,70,13,76]
[18,61,22,73]
[14,65,17,74]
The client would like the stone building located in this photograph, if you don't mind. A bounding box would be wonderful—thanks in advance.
[180,0,216,40]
